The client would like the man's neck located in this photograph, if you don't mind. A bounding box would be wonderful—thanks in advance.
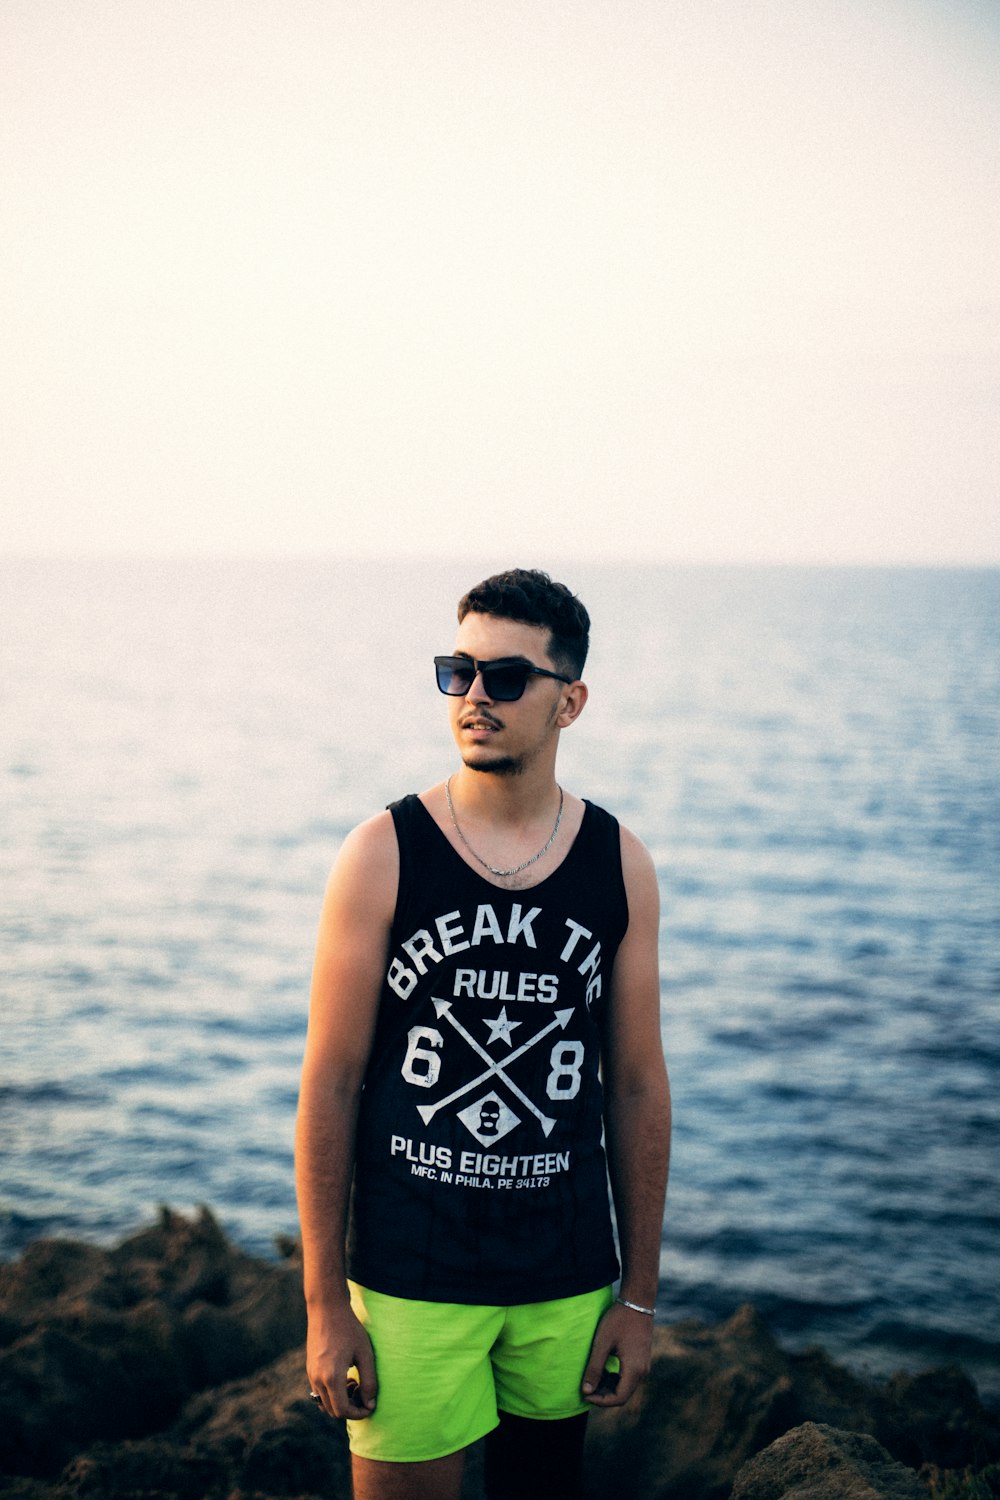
[450,763,562,827]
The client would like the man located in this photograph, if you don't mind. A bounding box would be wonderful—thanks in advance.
[296,568,670,1500]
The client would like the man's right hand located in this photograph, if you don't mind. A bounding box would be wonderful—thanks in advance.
[306,1304,378,1419]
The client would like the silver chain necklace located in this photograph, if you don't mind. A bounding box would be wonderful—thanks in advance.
[445,777,564,879]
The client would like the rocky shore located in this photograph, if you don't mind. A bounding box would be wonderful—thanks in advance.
[1,1208,997,1499]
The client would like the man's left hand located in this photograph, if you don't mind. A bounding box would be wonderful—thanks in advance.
[581,1299,654,1407]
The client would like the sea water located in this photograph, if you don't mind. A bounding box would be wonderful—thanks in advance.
[1,559,997,1399]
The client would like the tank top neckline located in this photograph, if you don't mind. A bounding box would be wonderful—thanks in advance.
[409,791,594,895]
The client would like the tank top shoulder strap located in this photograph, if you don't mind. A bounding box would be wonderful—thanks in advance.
[387,793,442,936]
[575,800,629,937]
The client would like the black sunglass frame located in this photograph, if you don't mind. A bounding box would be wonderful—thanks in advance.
[434,655,573,702]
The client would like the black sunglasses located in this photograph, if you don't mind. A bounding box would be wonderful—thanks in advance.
[434,655,573,702]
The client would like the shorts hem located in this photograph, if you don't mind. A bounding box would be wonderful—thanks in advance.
[496,1400,590,1422]
[347,1416,499,1465]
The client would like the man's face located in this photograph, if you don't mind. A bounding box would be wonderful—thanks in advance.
[447,612,573,776]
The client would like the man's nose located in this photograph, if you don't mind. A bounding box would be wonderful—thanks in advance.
[466,669,492,702]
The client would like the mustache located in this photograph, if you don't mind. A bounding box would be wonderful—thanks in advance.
[460,710,504,730]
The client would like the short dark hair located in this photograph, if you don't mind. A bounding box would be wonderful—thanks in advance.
[457,568,590,679]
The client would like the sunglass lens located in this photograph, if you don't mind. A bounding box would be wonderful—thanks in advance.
[481,664,530,700]
[435,658,476,695]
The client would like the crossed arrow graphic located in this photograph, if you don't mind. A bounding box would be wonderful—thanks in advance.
[416,999,574,1137]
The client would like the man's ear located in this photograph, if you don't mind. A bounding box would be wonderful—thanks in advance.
[556,680,588,728]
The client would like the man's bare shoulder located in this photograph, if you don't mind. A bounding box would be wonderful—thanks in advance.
[337,807,398,862]
[617,823,660,918]
[325,809,399,922]
[618,822,657,878]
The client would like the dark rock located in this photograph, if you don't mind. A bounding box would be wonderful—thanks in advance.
[173,1347,350,1498]
[0,1348,351,1500]
[0,1209,306,1479]
[581,1305,999,1500]
[44,1438,223,1500]
[876,1367,997,1472]
[584,1305,805,1500]
[731,1421,925,1499]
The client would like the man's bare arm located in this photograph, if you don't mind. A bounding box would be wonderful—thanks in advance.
[295,812,397,1419]
[583,827,671,1407]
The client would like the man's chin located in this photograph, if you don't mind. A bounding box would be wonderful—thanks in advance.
[461,751,524,777]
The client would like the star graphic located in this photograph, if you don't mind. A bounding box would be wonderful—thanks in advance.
[483,1006,521,1047]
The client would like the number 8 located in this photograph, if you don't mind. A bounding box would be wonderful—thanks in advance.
[546,1040,584,1099]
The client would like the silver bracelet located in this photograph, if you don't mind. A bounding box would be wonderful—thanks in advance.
[616,1295,655,1316]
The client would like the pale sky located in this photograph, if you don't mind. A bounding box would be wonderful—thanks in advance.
[4,0,998,563]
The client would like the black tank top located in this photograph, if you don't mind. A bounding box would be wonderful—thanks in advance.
[345,794,628,1303]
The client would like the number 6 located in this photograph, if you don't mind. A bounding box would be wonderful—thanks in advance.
[402,1026,443,1088]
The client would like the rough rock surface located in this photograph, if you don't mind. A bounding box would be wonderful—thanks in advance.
[731,1422,926,1500]
[1,1212,996,1500]
[583,1307,998,1500]
[0,1207,306,1481]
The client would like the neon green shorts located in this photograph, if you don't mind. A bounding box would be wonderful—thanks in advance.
[345,1282,614,1463]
